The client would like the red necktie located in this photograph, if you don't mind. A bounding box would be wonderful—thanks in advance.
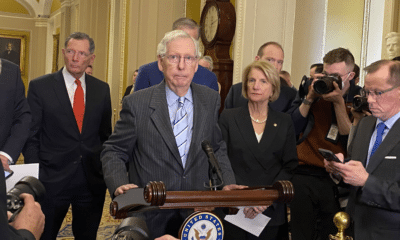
[73,79,85,132]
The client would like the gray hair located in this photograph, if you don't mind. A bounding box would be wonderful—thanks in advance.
[65,32,95,54]
[172,18,200,40]
[199,55,214,71]
[157,30,200,58]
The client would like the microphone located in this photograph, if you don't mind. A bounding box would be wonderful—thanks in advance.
[201,140,224,184]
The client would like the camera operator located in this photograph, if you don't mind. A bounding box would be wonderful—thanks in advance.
[288,48,362,240]
[1,163,45,240]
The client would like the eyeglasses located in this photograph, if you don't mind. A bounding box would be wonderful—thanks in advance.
[164,55,197,65]
[265,58,283,66]
[65,49,91,59]
[361,85,399,98]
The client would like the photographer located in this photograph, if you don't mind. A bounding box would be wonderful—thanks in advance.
[1,164,45,240]
[288,48,361,240]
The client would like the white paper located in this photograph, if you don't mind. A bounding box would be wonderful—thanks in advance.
[6,164,39,192]
[224,207,271,237]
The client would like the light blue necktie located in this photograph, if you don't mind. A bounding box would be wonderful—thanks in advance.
[173,97,188,164]
[368,122,386,165]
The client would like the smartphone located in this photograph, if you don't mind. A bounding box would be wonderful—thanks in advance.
[4,169,14,179]
[318,148,342,163]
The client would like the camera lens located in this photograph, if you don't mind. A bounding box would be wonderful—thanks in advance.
[7,176,46,213]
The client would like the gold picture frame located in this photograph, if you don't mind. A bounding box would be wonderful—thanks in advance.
[0,29,30,77]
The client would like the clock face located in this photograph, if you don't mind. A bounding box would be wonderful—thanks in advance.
[204,5,218,42]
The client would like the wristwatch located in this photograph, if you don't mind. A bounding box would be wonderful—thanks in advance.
[302,98,313,106]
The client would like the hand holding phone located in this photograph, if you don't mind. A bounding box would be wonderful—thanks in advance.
[318,148,342,163]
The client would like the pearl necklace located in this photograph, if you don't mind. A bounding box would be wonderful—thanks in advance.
[250,115,267,124]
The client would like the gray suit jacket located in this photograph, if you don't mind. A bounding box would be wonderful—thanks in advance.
[101,81,235,197]
[347,115,400,240]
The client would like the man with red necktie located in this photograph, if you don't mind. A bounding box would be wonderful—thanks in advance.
[23,32,112,240]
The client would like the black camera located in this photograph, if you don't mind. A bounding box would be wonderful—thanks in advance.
[353,96,369,112]
[313,74,342,95]
[7,176,46,214]
[112,217,150,240]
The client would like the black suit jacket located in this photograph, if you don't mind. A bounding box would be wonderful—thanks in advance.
[0,59,31,163]
[0,59,34,240]
[224,80,297,113]
[347,115,400,240]
[23,68,112,195]
[219,106,298,226]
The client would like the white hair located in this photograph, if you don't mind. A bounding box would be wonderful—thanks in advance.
[157,30,200,58]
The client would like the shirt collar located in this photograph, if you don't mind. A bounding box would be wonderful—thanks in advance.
[165,84,193,107]
[62,66,86,89]
[377,110,400,130]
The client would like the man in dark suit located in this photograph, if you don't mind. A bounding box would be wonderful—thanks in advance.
[134,18,218,92]
[23,32,112,240]
[101,30,236,239]
[224,42,297,113]
[0,59,31,172]
[0,58,45,240]
[325,60,400,240]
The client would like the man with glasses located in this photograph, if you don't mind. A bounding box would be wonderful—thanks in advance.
[23,32,112,239]
[224,41,297,113]
[134,18,218,92]
[288,47,361,240]
[324,60,400,239]
[101,30,236,239]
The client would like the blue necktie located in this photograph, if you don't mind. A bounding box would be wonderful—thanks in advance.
[173,97,188,165]
[369,122,386,160]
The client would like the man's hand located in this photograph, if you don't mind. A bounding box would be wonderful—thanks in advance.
[9,194,45,240]
[222,184,248,191]
[324,153,369,187]
[155,235,179,240]
[114,184,138,196]
[322,81,343,104]
[0,155,10,171]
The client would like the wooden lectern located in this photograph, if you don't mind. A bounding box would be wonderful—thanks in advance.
[110,180,294,239]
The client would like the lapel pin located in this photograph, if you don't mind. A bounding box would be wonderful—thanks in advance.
[274,123,277,127]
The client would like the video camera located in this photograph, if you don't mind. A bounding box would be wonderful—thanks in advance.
[352,95,369,112]
[7,176,46,219]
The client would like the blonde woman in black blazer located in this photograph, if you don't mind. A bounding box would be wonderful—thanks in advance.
[219,60,298,240]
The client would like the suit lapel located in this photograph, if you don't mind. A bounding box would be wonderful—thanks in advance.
[149,81,182,166]
[235,106,258,154]
[185,84,208,169]
[52,69,80,133]
[81,76,95,134]
[367,118,400,173]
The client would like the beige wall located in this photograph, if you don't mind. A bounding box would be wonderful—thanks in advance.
[0,13,47,83]
[326,0,364,65]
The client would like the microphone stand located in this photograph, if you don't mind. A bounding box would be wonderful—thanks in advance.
[208,163,219,191]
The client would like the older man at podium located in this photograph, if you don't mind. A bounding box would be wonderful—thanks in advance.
[101,30,236,239]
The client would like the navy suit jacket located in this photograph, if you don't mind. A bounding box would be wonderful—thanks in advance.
[134,61,219,92]
[23,69,112,196]
[224,81,297,113]
[0,59,31,163]
[347,115,400,240]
